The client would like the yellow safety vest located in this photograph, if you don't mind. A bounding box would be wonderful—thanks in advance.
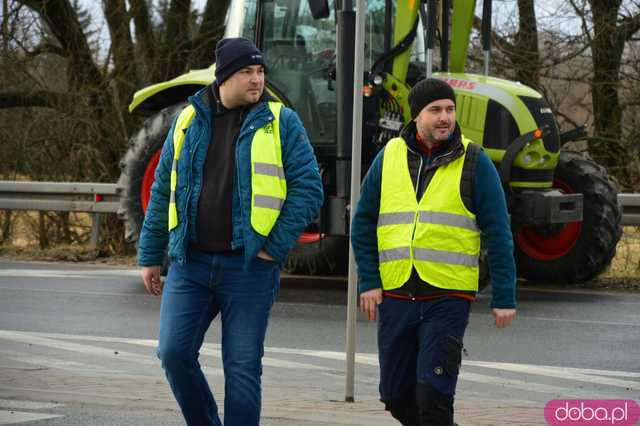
[377,136,480,291]
[168,101,286,237]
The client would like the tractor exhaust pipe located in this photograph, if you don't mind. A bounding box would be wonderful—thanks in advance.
[482,0,492,76]
[425,0,437,78]
[440,0,450,72]
[336,0,356,198]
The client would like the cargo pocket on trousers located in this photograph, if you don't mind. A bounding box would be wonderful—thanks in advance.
[441,335,463,377]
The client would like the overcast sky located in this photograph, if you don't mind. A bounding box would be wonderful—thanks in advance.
[77,0,587,61]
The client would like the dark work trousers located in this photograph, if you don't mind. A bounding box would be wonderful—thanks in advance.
[377,296,471,426]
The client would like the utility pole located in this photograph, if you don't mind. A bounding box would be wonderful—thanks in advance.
[345,0,365,403]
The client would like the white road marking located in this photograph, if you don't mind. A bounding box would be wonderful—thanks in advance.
[468,311,639,327]
[466,360,640,379]
[0,350,122,375]
[464,360,640,389]
[518,286,640,299]
[459,371,606,398]
[0,410,63,425]
[0,330,225,375]
[0,331,328,373]
[0,399,63,410]
[0,386,174,403]
[0,268,139,279]
[199,347,333,371]
[0,330,637,398]
[515,315,640,327]
[0,286,147,297]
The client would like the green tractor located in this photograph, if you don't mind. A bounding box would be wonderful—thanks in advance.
[118,0,622,284]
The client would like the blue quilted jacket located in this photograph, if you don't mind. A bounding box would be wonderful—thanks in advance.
[138,86,324,269]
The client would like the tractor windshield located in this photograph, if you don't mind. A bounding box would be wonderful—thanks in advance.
[260,0,338,145]
[225,0,397,146]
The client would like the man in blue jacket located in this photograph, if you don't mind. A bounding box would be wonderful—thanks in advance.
[138,37,323,426]
[351,78,516,426]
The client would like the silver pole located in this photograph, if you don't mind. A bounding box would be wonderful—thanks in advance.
[90,213,101,250]
[483,50,490,76]
[426,49,433,78]
[345,0,365,403]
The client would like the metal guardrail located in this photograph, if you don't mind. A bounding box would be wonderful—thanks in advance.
[619,193,640,226]
[0,181,122,248]
[0,181,121,213]
[0,181,638,247]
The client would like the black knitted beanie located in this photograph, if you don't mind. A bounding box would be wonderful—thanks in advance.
[215,37,266,85]
[408,78,456,119]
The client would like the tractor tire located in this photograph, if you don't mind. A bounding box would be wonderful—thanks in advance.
[514,150,622,283]
[117,104,185,243]
[284,235,349,276]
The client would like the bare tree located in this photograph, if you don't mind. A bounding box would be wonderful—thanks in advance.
[130,0,157,81]
[160,0,193,79]
[568,0,640,175]
[0,0,231,252]
[471,0,541,89]
[190,0,232,68]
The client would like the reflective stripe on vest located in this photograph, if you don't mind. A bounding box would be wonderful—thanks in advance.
[168,105,197,231]
[167,102,286,237]
[377,137,481,291]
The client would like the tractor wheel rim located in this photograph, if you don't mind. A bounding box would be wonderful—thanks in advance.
[141,151,161,212]
[515,179,582,261]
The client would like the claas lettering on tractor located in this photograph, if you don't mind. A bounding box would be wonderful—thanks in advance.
[118,0,622,285]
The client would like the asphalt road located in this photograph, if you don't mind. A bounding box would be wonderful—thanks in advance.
[0,260,638,425]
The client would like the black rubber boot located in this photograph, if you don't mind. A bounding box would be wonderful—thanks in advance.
[385,398,420,426]
[416,381,454,426]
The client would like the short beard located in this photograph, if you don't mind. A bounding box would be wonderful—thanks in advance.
[430,130,451,141]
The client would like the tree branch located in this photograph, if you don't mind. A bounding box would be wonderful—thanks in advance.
[472,15,514,52]
[161,0,192,79]
[102,0,138,109]
[26,42,66,57]
[619,12,640,42]
[540,42,591,70]
[567,0,594,44]
[15,0,104,90]
[554,109,582,130]
[0,90,76,110]
[129,0,157,82]
[190,0,230,68]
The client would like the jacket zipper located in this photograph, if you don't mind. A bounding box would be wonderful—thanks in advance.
[406,145,422,289]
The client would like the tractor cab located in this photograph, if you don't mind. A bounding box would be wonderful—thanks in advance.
[224,0,427,151]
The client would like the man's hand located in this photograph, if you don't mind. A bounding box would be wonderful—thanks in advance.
[360,288,383,321]
[141,266,163,296]
[492,308,516,328]
[257,250,274,261]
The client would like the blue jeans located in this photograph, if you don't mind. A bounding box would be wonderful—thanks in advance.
[157,249,280,426]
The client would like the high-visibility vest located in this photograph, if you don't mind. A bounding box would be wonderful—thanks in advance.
[168,101,286,237]
[377,136,480,291]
